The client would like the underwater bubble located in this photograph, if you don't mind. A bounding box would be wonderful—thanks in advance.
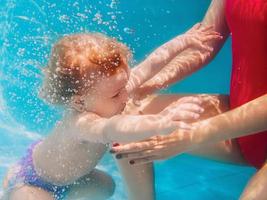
[59,15,70,23]
[49,3,56,8]
[123,27,135,34]
[110,0,119,9]
[17,48,25,56]
[93,12,103,24]
[73,1,79,8]
[77,13,88,19]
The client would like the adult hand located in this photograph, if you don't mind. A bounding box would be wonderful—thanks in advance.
[111,130,194,165]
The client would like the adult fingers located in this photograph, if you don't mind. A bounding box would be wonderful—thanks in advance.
[111,140,153,154]
[177,96,203,104]
[115,149,155,160]
[129,156,158,165]
[199,25,214,32]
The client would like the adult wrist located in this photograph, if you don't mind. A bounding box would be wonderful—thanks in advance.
[190,120,220,149]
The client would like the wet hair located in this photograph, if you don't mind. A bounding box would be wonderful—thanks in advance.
[40,33,131,105]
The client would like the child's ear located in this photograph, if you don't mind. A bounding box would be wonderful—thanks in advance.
[71,95,85,112]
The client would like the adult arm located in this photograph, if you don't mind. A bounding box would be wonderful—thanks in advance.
[190,94,267,148]
[126,23,221,93]
[135,0,230,97]
[111,94,267,164]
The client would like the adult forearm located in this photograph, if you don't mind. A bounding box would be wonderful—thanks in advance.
[127,34,190,92]
[138,0,230,95]
[134,34,190,72]
[140,48,211,91]
[190,94,267,148]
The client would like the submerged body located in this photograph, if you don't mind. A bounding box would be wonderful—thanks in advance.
[3,93,230,200]
[3,25,221,200]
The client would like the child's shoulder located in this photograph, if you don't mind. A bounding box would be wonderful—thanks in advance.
[73,111,101,124]
[61,111,101,127]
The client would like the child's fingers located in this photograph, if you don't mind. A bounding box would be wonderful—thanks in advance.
[204,30,220,35]
[172,111,200,121]
[202,35,223,42]
[178,103,205,113]
[191,23,202,30]
[199,44,214,52]
[189,38,213,51]
[133,98,141,106]
[204,32,222,38]
[200,25,214,32]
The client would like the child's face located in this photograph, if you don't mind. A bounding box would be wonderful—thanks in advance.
[82,67,129,117]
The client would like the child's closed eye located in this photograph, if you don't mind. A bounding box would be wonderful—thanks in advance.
[112,92,120,98]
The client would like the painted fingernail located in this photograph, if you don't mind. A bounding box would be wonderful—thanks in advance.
[129,160,135,165]
[113,143,120,147]
[109,150,116,154]
[116,154,122,159]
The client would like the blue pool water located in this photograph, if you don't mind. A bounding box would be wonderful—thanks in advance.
[0,0,256,199]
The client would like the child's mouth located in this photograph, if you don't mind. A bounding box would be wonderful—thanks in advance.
[120,103,127,112]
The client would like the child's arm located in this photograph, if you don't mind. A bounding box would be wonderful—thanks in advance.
[73,96,203,143]
[126,23,222,93]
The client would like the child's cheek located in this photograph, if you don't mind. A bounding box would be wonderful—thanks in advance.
[120,89,128,103]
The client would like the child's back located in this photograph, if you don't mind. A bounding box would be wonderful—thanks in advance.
[3,33,130,200]
[33,114,107,185]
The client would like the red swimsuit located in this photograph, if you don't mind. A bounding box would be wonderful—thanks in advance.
[225,0,267,169]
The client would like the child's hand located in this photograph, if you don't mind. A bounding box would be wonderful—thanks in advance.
[184,23,223,52]
[160,96,204,122]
